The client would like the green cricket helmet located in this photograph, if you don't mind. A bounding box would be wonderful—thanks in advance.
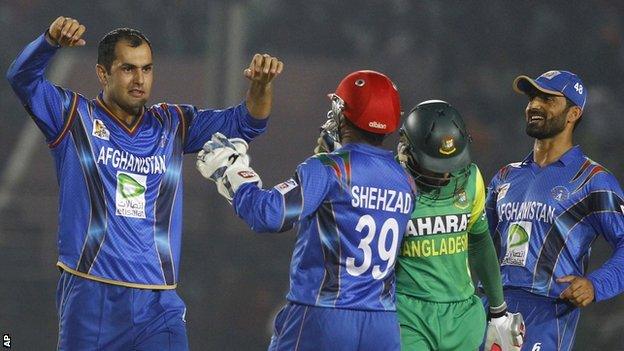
[399,100,472,187]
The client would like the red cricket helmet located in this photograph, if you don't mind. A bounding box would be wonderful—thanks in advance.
[331,70,401,134]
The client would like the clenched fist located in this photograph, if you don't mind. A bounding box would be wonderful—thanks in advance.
[46,16,86,47]
[244,53,283,85]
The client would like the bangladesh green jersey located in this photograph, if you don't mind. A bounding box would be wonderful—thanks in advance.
[396,163,488,302]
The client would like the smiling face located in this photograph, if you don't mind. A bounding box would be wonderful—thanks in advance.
[524,90,574,139]
[97,40,153,116]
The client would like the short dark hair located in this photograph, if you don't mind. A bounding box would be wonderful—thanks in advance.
[97,28,152,73]
[344,118,386,145]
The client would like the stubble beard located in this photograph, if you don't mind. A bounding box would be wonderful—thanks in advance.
[525,110,567,140]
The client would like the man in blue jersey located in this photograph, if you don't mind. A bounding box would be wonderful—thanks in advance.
[6,16,282,350]
[196,70,415,350]
[485,70,624,350]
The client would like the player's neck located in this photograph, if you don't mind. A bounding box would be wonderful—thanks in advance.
[532,134,573,167]
[101,93,139,126]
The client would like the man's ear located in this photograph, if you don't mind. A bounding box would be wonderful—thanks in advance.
[567,106,582,125]
[96,64,108,86]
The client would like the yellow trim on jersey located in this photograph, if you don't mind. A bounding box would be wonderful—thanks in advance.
[57,262,177,290]
[468,165,486,230]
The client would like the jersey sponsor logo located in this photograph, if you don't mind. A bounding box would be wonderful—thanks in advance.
[368,121,387,130]
[97,147,167,175]
[497,201,555,224]
[502,221,531,266]
[115,171,147,218]
[551,186,570,201]
[454,189,469,209]
[351,186,412,214]
[497,183,510,201]
[92,119,110,140]
[400,232,468,257]
[439,136,456,155]
[274,178,299,195]
[405,214,470,236]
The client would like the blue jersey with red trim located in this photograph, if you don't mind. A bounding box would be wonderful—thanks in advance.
[486,146,624,301]
[233,143,415,311]
[7,33,267,288]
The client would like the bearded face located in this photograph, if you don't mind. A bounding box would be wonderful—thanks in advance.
[524,93,572,139]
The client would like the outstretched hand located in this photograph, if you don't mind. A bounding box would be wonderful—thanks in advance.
[244,54,283,85]
[47,16,86,47]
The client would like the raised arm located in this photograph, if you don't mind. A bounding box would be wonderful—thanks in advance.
[244,53,284,119]
[178,54,283,153]
[6,16,86,143]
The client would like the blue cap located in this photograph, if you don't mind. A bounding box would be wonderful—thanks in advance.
[513,70,587,111]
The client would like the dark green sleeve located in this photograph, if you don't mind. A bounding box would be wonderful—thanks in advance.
[469,228,505,308]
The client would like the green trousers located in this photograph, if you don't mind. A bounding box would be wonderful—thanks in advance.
[397,293,486,350]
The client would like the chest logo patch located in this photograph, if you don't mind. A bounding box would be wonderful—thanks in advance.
[92,119,110,141]
[551,186,570,202]
[502,221,531,267]
[116,171,147,218]
[454,189,469,209]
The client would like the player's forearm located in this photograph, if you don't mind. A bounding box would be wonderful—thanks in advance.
[587,242,624,302]
[469,230,505,307]
[6,33,58,102]
[233,183,287,233]
[245,81,272,119]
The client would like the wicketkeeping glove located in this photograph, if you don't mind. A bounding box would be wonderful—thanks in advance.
[314,118,341,154]
[485,304,525,351]
[196,133,261,202]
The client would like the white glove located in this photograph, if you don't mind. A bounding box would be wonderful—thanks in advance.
[314,118,341,154]
[485,309,525,351]
[196,133,261,202]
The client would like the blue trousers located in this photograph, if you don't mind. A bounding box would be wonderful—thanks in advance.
[481,288,580,351]
[56,271,188,350]
[268,302,400,351]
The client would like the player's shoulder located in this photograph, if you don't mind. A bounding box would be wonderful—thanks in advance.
[146,102,190,122]
[467,162,481,177]
[300,153,332,171]
[148,102,181,113]
[493,161,524,182]
[573,156,622,192]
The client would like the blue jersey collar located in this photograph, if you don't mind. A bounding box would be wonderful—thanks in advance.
[522,145,583,166]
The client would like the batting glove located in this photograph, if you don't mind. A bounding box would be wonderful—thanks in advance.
[485,303,525,351]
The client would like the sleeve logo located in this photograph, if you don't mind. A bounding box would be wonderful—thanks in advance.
[274,178,299,195]
[497,183,510,201]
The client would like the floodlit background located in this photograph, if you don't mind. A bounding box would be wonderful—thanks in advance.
[1,1,624,349]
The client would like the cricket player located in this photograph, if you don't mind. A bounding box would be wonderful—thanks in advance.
[196,70,415,350]
[6,16,282,350]
[392,100,524,351]
[485,70,624,350]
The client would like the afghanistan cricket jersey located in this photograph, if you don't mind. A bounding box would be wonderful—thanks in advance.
[486,146,624,301]
[233,143,415,311]
[7,33,267,289]
[396,163,489,302]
